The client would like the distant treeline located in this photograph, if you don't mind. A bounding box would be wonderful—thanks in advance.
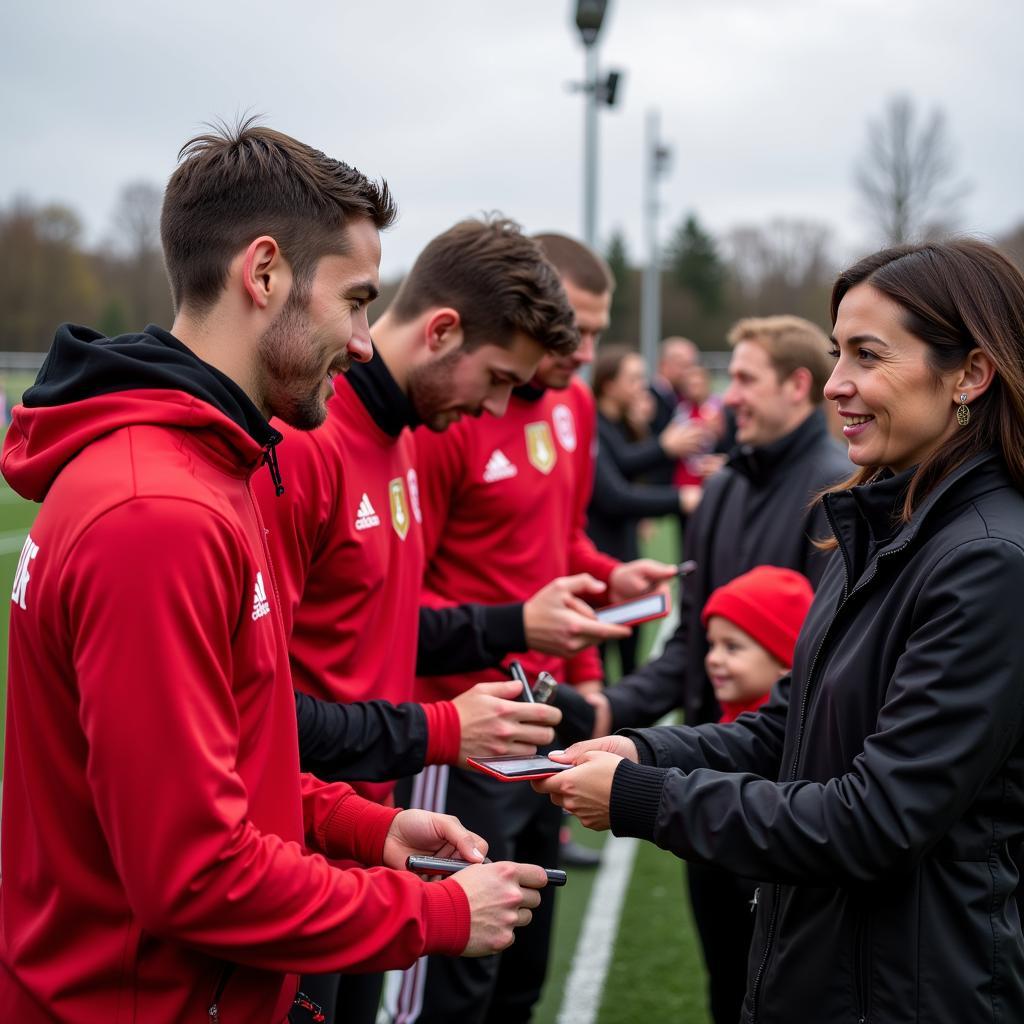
[1,183,1022,354]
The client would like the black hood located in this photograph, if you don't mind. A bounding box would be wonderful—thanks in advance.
[25,323,279,449]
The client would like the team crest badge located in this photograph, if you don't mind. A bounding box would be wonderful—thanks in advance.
[552,404,577,452]
[525,421,557,475]
[389,478,411,540]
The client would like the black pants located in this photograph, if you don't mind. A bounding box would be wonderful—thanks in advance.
[384,765,561,1024]
[297,970,383,1024]
[686,861,757,1024]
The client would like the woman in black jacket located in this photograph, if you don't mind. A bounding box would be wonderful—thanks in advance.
[587,346,704,672]
[537,239,1024,1023]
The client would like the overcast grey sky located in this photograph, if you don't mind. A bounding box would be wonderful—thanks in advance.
[4,0,1022,278]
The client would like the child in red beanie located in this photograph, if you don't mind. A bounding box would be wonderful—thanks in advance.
[701,565,814,723]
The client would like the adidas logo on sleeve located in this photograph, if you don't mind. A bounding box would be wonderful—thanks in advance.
[354,493,381,531]
[251,571,271,621]
[483,449,518,483]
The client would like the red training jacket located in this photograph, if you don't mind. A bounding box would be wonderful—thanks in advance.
[0,387,468,1024]
[415,376,618,702]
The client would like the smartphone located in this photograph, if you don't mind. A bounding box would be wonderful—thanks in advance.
[595,591,671,627]
[406,855,567,886]
[466,753,573,781]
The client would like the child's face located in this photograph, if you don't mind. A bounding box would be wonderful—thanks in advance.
[704,616,786,705]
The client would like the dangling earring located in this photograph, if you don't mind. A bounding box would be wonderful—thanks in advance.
[957,392,971,427]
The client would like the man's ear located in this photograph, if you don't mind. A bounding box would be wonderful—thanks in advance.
[955,347,996,403]
[423,308,463,354]
[784,366,813,406]
[241,236,289,311]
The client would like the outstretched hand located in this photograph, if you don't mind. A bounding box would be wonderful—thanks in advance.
[607,559,675,604]
[524,573,631,656]
[531,746,634,832]
[453,680,562,764]
[382,809,487,869]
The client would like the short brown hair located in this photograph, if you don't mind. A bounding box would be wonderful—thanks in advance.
[389,218,578,356]
[533,233,615,295]
[727,315,834,403]
[161,116,396,314]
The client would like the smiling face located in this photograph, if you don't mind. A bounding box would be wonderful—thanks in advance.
[408,331,546,431]
[534,279,611,389]
[257,217,381,430]
[704,616,785,706]
[826,283,964,473]
[722,340,805,447]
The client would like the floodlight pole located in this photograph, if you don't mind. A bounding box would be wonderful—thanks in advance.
[640,109,671,377]
[574,0,610,250]
[582,42,600,249]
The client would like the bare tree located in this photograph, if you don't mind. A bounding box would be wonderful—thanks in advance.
[105,181,172,326]
[722,218,836,323]
[856,95,970,245]
[111,181,163,259]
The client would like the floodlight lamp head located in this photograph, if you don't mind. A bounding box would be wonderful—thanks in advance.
[575,0,609,46]
[602,70,621,106]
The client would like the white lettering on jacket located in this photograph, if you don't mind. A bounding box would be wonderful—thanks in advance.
[11,534,39,611]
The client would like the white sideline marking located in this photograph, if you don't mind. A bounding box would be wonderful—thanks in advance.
[556,836,639,1024]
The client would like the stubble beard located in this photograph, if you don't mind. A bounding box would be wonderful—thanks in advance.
[257,293,338,431]
[408,347,472,431]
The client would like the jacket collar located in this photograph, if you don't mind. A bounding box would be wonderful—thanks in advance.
[728,408,828,485]
[513,380,548,403]
[344,346,420,437]
[825,450,1005,584]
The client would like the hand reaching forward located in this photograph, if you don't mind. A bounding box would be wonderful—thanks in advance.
[531,737,640,831]
[452,861,549,956]
[607,559,676,604]
[453,680,562,764]
[523,573,631,656]
[382,808,487,869]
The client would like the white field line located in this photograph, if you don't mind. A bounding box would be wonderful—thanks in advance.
[556,836,639,1024]
[0,530,27,556]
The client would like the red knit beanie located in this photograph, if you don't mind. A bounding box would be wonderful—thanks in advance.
[701,566,814,668]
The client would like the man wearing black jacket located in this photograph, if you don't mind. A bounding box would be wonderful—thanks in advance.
[587,314,849,1024]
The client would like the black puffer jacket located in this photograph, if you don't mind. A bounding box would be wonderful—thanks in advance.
[612,452,1024,1022]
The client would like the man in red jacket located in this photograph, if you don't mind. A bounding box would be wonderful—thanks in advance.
[386,235,675,1024]
[257,218,632,1023]
[0,120,547,1024]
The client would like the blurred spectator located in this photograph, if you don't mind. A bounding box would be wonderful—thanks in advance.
[649,336,700,455]
[673,364,727,491]
[588,346,702,673]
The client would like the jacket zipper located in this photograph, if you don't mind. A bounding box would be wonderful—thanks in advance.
[749,500,910,1022]
[853,905,870,1023]
[207,963,235,1023]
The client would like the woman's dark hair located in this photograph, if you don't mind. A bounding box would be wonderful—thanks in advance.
[591,344,639,400]
[823,238,1024,526]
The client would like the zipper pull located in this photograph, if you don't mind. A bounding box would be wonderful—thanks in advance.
[208,1004,220,1023]
[749,886,760,913]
